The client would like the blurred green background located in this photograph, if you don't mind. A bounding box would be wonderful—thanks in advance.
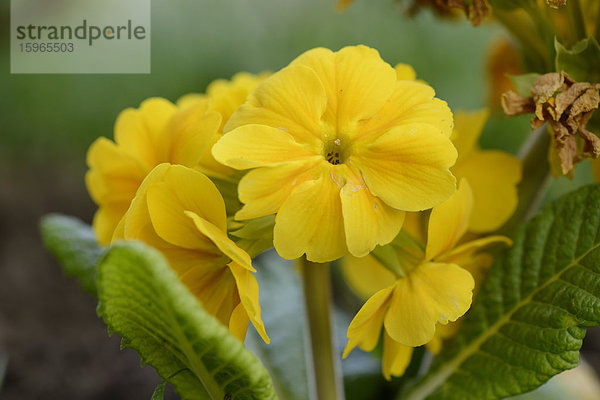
[0,0,597,399]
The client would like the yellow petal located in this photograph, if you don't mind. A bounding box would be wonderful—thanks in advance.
[343,285,394,358]
[291,45,397,132]
[453,150,522,233]
[225,65,326,145]
[235,160,321,220]
[331,45,397,131]
[229,261,270,343]
[229,302,251,342]
[340,165,405,257]
[121,163,171,243]
[382,332,413,380]
[353,124,457,211]
[207,71,270,131]
[384,262,474,346]
[145,167,226,251]
[289,47,337,124]
[451,109,489,161]
[85,137,147,204]
[166,100,223,168]
[395,63,417,81]
[176,93,205,109]
[181,267,237,326]
[162,165,227,230]
[425,179,473,261]
[356,81,453,141]
[212,124,319,170]
[185,211,255,272]
[114,98,177,168]
[160,246,222,277]
[93,204,129,246]
[341,254,396,299]
[273,166,347,262]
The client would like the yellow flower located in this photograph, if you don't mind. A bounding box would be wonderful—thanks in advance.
[212,45,457,262]
[178,72,271,180]
[86,98,221,245]
[451,110,522,232]
[113,163,269,343]
[342,180,511,379]
[395,69,522,233]
[87,72,269,247]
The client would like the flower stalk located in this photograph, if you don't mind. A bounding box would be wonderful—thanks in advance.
[499,124,551,234]
[301,258,344,400]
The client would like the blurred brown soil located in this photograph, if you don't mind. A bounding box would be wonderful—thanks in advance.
[0,157,177,399]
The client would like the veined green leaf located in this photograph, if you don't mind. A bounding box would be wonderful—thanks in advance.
[97,241,277,400]
[404,184,600,400]
[555,36,600,83]
[151,381,167,400]
[40,214,103,295]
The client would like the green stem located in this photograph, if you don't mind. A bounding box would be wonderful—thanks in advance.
[499,124,552,235]
[301,259,344,400]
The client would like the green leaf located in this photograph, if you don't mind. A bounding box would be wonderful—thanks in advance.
[508,73,541,98]
[403,184,600,400]
[151,381,167,400]
[40,214,103,295]
[97,241,277,400]
[555,36,600,83]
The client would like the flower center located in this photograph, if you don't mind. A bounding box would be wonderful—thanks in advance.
[323,138,351,165]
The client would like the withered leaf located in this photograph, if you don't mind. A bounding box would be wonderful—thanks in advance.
[501,91,535,116]
[502,71,600,175]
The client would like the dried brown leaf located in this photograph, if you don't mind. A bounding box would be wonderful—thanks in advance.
[501,91,535,116]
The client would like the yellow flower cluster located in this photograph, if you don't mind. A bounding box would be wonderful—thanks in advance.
[341,104,521,378]
[86,72,269,342]
[86,45,522,378]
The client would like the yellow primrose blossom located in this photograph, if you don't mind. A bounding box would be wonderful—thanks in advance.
[178,72,271,180]
[395,70,522,233]
[213,45,457,262]
[451,110,522,232]
[113,163,269,343]
[342,180,511,379]
[86,98,221,245]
